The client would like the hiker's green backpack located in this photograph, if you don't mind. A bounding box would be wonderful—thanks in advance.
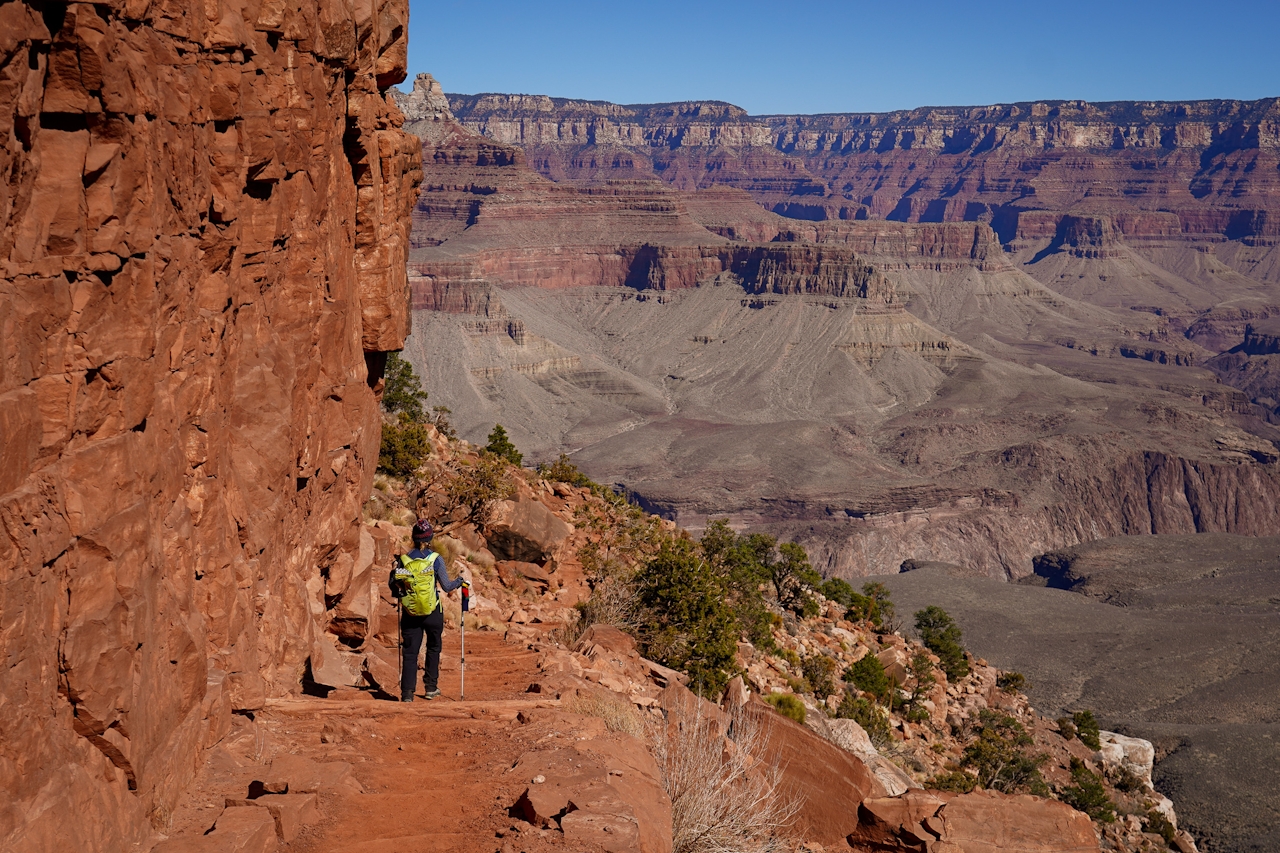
[395,551,440,615]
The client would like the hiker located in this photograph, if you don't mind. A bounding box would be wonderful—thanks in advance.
[389,519,466,701]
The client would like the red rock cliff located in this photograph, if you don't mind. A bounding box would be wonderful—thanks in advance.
[0,1,421,849]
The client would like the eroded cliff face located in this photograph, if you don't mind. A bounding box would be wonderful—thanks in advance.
[448,93,1280,241]
[0,1,420,849]
[401,76,1280,582]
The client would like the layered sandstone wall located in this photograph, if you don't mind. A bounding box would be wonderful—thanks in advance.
[446,93,1280,241]
[0,1,420,850]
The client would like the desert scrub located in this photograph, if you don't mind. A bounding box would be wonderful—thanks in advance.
[651,702,798,853]
[1059,758,1117,823]
[801,654,839,701]
[843,651,894,704]
[835,695,892,746]
[914,605,970,681]
[537,453,595,488]
[996,671,1026,692]
[1071,710,1102,750]
[378,413,433,478]
[638,539,740,697]
[564,691,646,738]
[445,454,514,527]
[959,710,1048,794]
[762,693,806,724]
[927,770,978,793]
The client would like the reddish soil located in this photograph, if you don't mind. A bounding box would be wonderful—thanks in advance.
[166,631,589,853]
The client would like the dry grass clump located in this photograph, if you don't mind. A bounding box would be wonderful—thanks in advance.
[563,691,647,738]
[650,702,798,853]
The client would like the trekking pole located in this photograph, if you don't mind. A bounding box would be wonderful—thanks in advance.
[460,581,470,700]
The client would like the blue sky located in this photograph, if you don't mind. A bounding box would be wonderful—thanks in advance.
[405,0,1279,115]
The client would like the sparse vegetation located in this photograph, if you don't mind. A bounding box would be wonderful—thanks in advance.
[996,671,1027,693]
[820,577,858,608]
[637,539,740,697]
[651,702,798,853]
[381,352,429,420]
[1144,809,1177,843]
[1060,758,1117,823]
[484,423,523,466]
[914,605,970,681]
[958,709,1048,794]
[445,454,514,527]
[843,651,894,704]
[537,453,594,488]
[897,650,936,723]
[378,413,433,477]
[771,541,822,617]
[1071,710,1102,751]
[564,691,646,738]
[928,769,978,793]
[846,581,897,631]
[801,654,839,701]
[762,693,806,724]
[834,694,892,746]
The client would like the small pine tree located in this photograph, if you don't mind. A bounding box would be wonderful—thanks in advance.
[843,652,894,704]
[381,353,429,421]
[484,423,523,466]
[1072,710,1102,750]
[914,605,970,681]
[378,413,432,477]
[771,541,822,616]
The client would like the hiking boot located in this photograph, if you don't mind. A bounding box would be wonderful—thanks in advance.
[400,693,414,703]
[423,689,441,700]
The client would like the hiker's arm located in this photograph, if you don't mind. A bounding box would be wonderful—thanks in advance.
[434,554,463,593]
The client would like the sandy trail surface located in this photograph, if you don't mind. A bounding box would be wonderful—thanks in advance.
[168,632,589,853]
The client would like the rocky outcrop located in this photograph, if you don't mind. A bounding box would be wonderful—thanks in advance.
[850,789,1100,853]
[0,1,421,850]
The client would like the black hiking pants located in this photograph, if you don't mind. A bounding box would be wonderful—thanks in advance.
[400,607,444,698]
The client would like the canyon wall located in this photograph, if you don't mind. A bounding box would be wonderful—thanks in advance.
[447,93,1280,242]
[401,76,1280,580]
[0,1,420,850]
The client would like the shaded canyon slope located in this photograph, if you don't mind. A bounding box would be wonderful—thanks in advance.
[0,1,421,850]
[397,75,1280,578]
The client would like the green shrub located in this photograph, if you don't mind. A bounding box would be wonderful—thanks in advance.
[637,539,739,697]
[771,542,822,617]
[699,521,777,650]
[382,352,429,420]
[1057,716,1077,740]
[431,405,456,439]
[445,454,514,526]
[779,648,802,669]
[928,770,978,793]
[897,651,937,722]
[1072,710,1102,751]
[763,693,806,724]
[1144,809,1177,843]
[378,413,432,477]
[537,453,594,487]
[802,654,839,700]
[847,582,897,631]
[821,577,857,607]
[960,710,1047,794]
[844,652,893,703]
[914,606,970,681]
[996,671,1027,693]
[484,423,523,466]
[1060,758,1116,823]
[835,695,891,745]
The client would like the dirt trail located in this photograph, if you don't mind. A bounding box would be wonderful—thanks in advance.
[168,631,583,853]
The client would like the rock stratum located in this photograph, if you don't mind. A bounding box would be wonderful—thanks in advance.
[0,1,420,849]
[397,75,1280,579]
